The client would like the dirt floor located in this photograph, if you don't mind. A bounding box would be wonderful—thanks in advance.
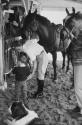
[0,61,82,125]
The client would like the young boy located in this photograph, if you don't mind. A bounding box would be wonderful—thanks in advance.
[9,51,31,104]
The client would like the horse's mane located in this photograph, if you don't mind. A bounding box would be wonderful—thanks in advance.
[36,13,51,26]
[23,12,52,28]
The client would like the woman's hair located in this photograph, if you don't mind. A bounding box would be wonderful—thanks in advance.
[19,52,27,58]
[18,52,29,64]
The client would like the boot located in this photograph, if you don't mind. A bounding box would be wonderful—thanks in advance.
[32,79,44,98]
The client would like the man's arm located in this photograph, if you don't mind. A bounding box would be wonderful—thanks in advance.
[26,59,37,81]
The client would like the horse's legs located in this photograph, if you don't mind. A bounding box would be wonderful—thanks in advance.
[62,51,66,69]
[52,51,57,80]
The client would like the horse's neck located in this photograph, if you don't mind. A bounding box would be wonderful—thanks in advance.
[38,23,54,42]
[38,24,49,39]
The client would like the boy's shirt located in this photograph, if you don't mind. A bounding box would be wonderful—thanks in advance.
[12,66,30,81]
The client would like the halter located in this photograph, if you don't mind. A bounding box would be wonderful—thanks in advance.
[63,9,78,41]
[58,26,71,51]
[64,26,77,40]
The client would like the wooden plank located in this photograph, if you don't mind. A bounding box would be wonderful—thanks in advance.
[0,0,4,87]
[22,0,29,14]
[22,0,28,15]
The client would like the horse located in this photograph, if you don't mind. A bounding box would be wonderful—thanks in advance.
[63,7,82,85]
[63,7,82,111]
[63,7,82,67]
[60,26,72,72]
[53,23,72,72]
[21,9,70,80]
[51,23,72,72]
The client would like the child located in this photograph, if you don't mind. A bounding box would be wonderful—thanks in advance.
[9,51,31,104]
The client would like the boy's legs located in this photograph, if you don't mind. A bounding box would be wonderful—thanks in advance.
[14,81,21,101]
[22,81,28,105]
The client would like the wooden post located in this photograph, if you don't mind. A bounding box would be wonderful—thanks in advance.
[0,0,4,87]
[22,0,29,14]
[22,0,27,15]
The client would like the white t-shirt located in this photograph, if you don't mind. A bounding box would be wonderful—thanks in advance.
[19,39,44,62]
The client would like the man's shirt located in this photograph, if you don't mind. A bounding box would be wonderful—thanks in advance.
[19,39,44,62]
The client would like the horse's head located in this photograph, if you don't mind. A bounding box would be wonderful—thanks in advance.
[22,10,59,52]
[63,7,76,31]
[60,26,71,51]
[60,27,68,41]
[22,9,51,40]
[23,9,38,32]
[63,7,82,37]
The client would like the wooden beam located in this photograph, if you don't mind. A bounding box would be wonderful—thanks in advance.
[0,0,4,87]
[22,0,29,14]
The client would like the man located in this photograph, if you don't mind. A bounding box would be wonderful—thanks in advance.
[67,27,82,116]
[17,34,49,98]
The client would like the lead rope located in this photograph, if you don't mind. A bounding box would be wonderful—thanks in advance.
[62,26,77,50]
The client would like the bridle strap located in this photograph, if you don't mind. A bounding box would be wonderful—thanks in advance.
[64,26,77,40]
[59,26,74,51]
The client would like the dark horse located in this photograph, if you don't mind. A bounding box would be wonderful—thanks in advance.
[63,7,82,87]
[60,26,72,71]
[63,7,82,103]
[63,7,82,66]
[21,10,71,80]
